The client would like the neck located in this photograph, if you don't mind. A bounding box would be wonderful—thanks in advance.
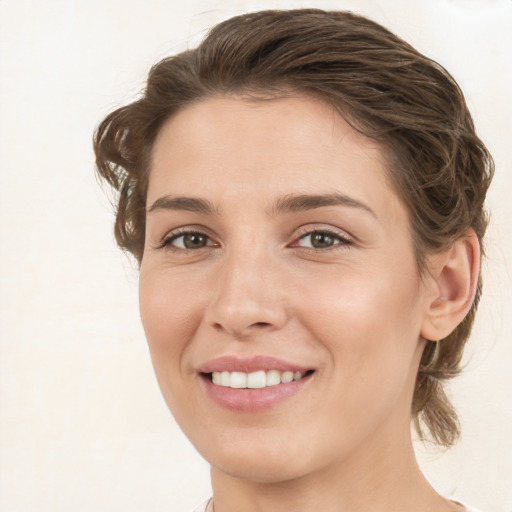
[208,425,453,512]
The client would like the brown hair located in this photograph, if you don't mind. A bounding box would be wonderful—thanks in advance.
[94,9,494,446]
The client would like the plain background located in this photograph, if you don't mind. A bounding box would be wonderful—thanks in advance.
[1,0,511,511]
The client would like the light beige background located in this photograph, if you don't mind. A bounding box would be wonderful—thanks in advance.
[0,1,511,511]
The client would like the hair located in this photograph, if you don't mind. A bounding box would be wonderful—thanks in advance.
[94,9,494,447]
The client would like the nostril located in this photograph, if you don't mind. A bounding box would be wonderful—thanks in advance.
[211,318,278,339]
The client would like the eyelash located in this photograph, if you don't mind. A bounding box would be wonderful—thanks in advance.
[156,227,353,254]
[293,228,353,253]
[156,228,217,252]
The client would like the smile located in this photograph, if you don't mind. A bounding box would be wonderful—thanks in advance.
[211,370,308,389]
[198,355,315,412]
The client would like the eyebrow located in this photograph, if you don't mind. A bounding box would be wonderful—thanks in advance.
[147,196,219,215]
[147,192,375,218]
[270,193,376,217]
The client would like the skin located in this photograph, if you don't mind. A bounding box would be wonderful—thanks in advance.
[139,95,476,512]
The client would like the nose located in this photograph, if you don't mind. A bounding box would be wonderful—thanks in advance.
[205,246,289,339]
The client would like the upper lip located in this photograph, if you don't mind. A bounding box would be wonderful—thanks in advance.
[198,355,313,374]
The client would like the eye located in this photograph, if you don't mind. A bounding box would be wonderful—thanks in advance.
[160,230,216,250]
[295,229,352,250]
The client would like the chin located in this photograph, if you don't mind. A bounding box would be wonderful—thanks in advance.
[210,449,312,484]
[189,421,330,484]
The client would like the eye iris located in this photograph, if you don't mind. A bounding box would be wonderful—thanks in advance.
[311,232,335,248]
[183,233,207,249]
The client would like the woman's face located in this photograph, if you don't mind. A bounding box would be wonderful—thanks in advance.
[139,95,434,483]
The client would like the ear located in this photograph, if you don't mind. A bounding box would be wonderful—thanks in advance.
[421,229,480,341]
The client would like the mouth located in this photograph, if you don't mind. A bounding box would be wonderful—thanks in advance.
[197,355,316,412]
[203,369,315,389]
[200,370,315,412]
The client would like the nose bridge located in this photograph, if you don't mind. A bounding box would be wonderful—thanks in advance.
[208,235,288,338]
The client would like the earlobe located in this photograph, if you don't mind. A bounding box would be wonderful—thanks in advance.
[421,230,480,341]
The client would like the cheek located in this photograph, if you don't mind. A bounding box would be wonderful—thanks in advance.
[302,257,419,321]
[294,264,423,447]
[296,258,423,382]
[138,269,204,391]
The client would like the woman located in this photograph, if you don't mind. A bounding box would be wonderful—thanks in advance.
[94,9,493,512]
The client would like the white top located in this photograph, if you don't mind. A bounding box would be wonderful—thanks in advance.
[460,505,482,512]
[191,499,481,512]
[191,500,210,512]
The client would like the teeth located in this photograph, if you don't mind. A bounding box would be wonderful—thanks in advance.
[221,371,230,387]
[230,372,247,388]
[266,370,281,387]
[281,371,294,383]
[247,370,266,389]
[210,370,307,389]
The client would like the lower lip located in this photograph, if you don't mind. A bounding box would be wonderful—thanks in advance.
[200,373,313,412]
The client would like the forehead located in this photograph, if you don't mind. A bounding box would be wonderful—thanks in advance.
[148,95,402,222]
